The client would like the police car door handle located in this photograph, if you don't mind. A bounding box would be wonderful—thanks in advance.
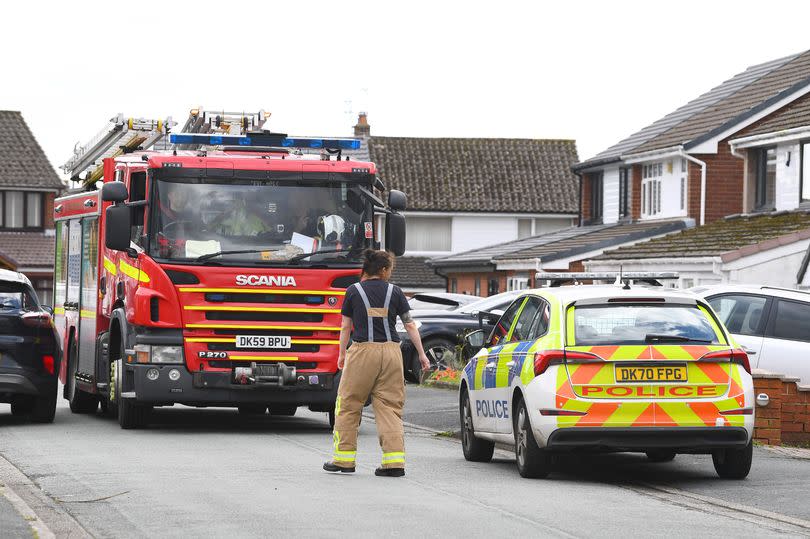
[506,361,515,367]
[485,362,497,369]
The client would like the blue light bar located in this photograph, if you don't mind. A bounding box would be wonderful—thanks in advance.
[169,133,360,150]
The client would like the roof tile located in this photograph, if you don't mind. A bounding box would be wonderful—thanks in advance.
[0,111,64,189]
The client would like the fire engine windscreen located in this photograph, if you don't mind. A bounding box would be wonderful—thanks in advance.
[149,178,374,264]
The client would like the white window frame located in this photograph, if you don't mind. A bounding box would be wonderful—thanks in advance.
[641,162,663,218]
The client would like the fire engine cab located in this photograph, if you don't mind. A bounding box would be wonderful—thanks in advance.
[54,109,406,428]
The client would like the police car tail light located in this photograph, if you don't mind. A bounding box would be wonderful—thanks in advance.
[534,350,603,376]
[699,348,751,374]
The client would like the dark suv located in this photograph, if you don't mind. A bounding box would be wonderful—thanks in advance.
[0,270,60,423]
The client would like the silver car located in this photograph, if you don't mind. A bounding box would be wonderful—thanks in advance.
[694,285,810,384]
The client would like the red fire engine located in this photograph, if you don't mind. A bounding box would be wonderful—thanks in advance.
[54,110,406,428]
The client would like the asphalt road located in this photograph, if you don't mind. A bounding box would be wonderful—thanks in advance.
[0,388,809,537]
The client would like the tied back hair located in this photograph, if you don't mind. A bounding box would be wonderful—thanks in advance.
[362,249,394,278]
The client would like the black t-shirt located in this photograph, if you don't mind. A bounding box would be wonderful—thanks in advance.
[341,279,410,342]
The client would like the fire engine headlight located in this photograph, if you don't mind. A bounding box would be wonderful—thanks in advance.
[150,345,184,364]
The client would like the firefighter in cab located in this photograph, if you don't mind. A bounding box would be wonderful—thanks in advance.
[323,250,430,477]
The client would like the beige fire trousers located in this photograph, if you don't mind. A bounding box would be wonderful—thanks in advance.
[332,341,406,469]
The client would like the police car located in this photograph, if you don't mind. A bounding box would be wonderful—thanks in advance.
[459,273,754,479]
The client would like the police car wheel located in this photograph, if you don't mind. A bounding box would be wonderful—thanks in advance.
[645,450,676,463]
[460,388,494,462]
[712,440,753,480]
[514,399,551,479]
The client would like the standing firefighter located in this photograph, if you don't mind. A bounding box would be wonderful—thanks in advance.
[324,250,430,477]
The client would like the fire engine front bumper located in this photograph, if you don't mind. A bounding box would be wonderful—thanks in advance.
[126,363,340,409]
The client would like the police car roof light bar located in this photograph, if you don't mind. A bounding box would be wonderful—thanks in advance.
[168,133,361,150]
[535,272,679,288]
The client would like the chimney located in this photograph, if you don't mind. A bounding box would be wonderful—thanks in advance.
[353,112,370,137]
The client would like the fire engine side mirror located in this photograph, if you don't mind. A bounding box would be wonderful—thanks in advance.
[105,205,132,251]
[101,181,129,203]
[385,212,406,256]
[388,190,407,212]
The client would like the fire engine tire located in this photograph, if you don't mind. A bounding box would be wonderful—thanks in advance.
[238,405,266,416]
[31,394,57,424]
[460,388,494,463]
[67,339,99,414]
[646,450,676,463]
[118,397,150,429]
[514,398,551,479]
[268,405,297,416]
[712,440,753,480]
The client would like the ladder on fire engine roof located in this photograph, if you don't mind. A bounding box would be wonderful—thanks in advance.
[61,114,176,186]
[171,107,270,151]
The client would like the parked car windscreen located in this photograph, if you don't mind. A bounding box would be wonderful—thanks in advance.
[456,291,523,314]
[573,304,722,345]
[0,282,37,311]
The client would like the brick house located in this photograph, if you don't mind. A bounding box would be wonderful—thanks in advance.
[431,219,688,296]
[574,50,810,228]
[0,111,64,304]
[349,114,580,292]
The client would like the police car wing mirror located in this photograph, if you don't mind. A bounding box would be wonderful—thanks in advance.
[478,310,501,329]
[388,190,407,211]
[101,181,129,203]
[465,329,485,349]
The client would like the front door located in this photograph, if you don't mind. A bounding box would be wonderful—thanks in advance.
[468,297,525,433]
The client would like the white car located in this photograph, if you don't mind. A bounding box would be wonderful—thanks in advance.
[694,285,810,384]
[460,280,755,479]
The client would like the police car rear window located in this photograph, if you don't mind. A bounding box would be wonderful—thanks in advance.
[572,305,721,346]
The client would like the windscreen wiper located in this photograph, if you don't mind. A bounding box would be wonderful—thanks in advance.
[644,334,711,343]
[195,249,276,263]
[287,247,362,264]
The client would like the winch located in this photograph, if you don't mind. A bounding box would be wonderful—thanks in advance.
[233,362,297,387]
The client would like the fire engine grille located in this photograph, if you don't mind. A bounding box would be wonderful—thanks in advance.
[213,329,316,337]
[204,292,327,305]
[209,360,318,370]
[204,311,324,323]
[207,343,320,353]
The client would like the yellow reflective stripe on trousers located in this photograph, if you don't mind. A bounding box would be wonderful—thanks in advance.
[381,452,405,464]
[332,429,356,462]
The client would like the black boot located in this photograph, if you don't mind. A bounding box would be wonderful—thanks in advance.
[323,462,355,473]
[374,467,405,477]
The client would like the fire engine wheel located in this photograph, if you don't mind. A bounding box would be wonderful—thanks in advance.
[111,357,150,429]
[67,339,98,414]
[460,388,494,462]
[514,398,551,479]
[712,440,753,480]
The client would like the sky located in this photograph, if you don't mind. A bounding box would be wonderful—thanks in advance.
[3,0,810,179]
